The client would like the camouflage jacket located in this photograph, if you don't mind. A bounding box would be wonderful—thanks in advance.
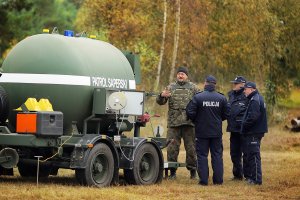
[156,81,199,127]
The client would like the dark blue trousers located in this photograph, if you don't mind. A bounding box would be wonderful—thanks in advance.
[243,135,263,184]
[230,132,248,178]
[196,137,223,185]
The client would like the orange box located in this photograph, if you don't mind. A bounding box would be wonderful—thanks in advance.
[16,113,37,133]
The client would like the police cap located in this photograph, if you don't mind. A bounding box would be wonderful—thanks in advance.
[205,75,217,84]
[230,76,246,84]
[244,81,256,89]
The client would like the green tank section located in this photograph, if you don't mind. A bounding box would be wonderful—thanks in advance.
[0,33,137,133]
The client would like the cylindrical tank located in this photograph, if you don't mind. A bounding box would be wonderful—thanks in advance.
[0,33,136,133]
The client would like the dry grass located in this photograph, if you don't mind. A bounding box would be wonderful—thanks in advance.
[0,124,299,200]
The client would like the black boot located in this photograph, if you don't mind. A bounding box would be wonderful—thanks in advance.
[168,168,176,179]
[190,169,196,179]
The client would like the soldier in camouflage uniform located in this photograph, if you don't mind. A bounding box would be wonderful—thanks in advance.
[156,66,199,179]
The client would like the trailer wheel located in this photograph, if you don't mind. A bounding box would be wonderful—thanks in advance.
[75,143,114,187]
[124,143,159,185]
[0,86,9,123]
[18,162,50,178]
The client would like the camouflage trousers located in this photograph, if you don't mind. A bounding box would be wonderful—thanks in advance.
[167,126,197,170]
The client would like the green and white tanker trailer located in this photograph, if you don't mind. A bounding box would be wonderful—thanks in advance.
[0,31,181,187]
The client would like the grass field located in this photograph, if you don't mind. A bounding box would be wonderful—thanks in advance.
[0,123,299,200]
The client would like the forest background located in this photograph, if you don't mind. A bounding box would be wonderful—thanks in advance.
[1,0,300,119]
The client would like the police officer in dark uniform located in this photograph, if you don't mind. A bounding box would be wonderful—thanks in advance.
[156,66,199,179]
[186,75,229,185]
[227,76,249,180]
[241,82,268,185]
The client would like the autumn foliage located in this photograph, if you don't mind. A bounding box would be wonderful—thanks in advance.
[76,0,299,103]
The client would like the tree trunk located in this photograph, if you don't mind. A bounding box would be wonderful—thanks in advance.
[169,0,181,83]
[155,0,168,91]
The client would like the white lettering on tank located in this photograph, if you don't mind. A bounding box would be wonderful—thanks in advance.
[92,77,128,89]
[203,101,220,107]
[92,77,107,87]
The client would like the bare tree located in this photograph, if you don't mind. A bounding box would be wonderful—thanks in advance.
[155,0,168,91]
[169,0,181,83]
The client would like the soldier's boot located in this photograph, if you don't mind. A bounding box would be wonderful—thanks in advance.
[168,168,177,180]
[190,169,196,179]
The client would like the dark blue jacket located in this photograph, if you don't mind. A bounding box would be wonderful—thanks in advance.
[186,85,230,138]
[226,88,249,133]
[241,90,268,136]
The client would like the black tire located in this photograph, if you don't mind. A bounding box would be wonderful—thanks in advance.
[0,86,9,123]
[124,143,159,185]
[75,143,114,187]
[18,162,51,178]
